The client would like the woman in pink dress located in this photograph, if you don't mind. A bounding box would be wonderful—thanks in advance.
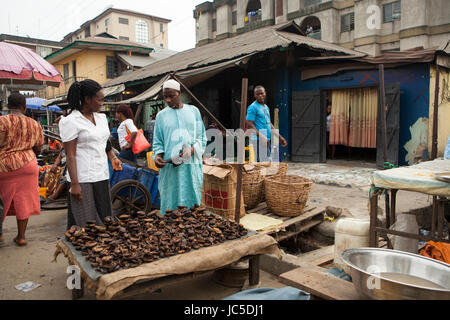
[0,92,44,246]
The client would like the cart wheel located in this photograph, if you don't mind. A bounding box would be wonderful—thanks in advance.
[110,179,152,217]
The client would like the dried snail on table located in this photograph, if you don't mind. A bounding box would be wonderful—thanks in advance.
[64,205,248,274]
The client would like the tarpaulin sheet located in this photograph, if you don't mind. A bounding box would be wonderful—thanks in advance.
[371,159,450,197]
[54,232,280,300]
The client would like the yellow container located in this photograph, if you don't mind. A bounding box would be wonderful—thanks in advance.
[146,151,159,172]
[39,187,48,198]
[245,144,255,163]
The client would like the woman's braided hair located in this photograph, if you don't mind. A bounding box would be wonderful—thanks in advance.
[67,79,102,113]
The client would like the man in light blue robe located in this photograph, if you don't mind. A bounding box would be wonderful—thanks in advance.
[153,79,206,214]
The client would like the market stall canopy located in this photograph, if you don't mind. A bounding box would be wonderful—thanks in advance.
[108,54,252,104]
[0,42,62,87]
[102,84,126,97]
[102,21,366,89]
[27,97,62,112]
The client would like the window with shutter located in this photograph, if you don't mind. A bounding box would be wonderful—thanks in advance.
[232,11,237,25]
[341,13,354,32]
[212,18,217,32]
[383,1,401,23]
[106,56,120,79]
[119,17,129,25]
[305,0,321,7]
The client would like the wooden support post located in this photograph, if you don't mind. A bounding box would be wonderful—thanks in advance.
[134,103,144,127]
[235,78,248,224]
[390,189,398,225]
[431,63,440,160]
[379,64,388,165]
[249,255,260,286]
[369,191,378,247]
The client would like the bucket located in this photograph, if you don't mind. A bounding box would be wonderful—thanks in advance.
[334,218,370,274]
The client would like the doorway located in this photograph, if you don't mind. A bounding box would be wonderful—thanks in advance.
[291,83,400,168]
[325,87,378,162]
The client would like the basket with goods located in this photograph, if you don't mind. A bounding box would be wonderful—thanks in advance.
[255,162,289,201]
[242,166,264,210]
[264,175,314,217]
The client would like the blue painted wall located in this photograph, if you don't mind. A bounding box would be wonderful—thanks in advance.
[278,63,431,166]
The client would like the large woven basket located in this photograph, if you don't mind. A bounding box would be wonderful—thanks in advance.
[255,162,288,201]
[265,175,314,217]
[242,167,264,210]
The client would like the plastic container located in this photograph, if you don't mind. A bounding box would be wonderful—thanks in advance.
[137,168,160,208]
[109,162,137,187]
[334,218,371,274]
[39,187,48,199]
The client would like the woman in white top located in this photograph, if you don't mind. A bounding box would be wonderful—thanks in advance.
[116,104,138,163]
[59,79,122,228]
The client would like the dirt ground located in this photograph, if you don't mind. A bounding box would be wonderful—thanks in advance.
[0,184,431,300]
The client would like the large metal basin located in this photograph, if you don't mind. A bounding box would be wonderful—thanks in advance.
[341,248,450,300]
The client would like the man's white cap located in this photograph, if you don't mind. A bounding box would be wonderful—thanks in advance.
[162,79,180,91]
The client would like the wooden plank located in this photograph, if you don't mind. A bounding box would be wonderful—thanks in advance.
[278,206,325,229]
[268,219,323,241]
[297,245,334,266]
[279,265,362,300]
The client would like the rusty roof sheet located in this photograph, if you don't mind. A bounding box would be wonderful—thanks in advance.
[357,44,449,65]
[103,21,366,87]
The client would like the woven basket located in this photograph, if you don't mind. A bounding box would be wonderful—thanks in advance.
[265,175,313,217]
[242,167,264,210]
[255,162,288,201]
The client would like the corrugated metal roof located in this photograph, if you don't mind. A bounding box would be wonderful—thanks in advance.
[103,21,366,88]
[356,46,443,64]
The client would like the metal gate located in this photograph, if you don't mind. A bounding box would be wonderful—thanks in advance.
[291,90,324,162]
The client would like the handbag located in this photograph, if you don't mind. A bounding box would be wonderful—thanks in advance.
[124,123,151,155]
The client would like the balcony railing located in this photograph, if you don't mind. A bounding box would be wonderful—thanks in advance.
[307,31,321,40]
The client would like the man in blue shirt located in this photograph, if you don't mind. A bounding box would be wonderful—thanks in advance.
[246,86,287,161]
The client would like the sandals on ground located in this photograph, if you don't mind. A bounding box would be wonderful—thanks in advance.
[13,237,27,246]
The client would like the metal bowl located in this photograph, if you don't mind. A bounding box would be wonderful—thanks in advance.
[341,248,450,300]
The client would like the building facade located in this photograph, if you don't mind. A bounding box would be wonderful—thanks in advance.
[0,34,63,58]
[194,0,450,55]
[63,8,171,49]
[42,37,153,100]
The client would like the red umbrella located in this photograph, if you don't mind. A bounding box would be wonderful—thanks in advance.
[0,42,61,87]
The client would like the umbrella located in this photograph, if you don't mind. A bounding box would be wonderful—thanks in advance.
[26,97,62,112]
[0,42,61,87]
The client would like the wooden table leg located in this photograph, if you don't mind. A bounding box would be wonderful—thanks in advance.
[432,196,437,237]
[385,191,391,229]
[390,189,398,225]
[369,191,378,247]
[72,277,85,300]
[249,255,260,286]
[438,197,444,239]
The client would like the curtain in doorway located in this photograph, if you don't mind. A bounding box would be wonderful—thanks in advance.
[330,88,378,148]
[349,87,378,148]
[330,89,350,145]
